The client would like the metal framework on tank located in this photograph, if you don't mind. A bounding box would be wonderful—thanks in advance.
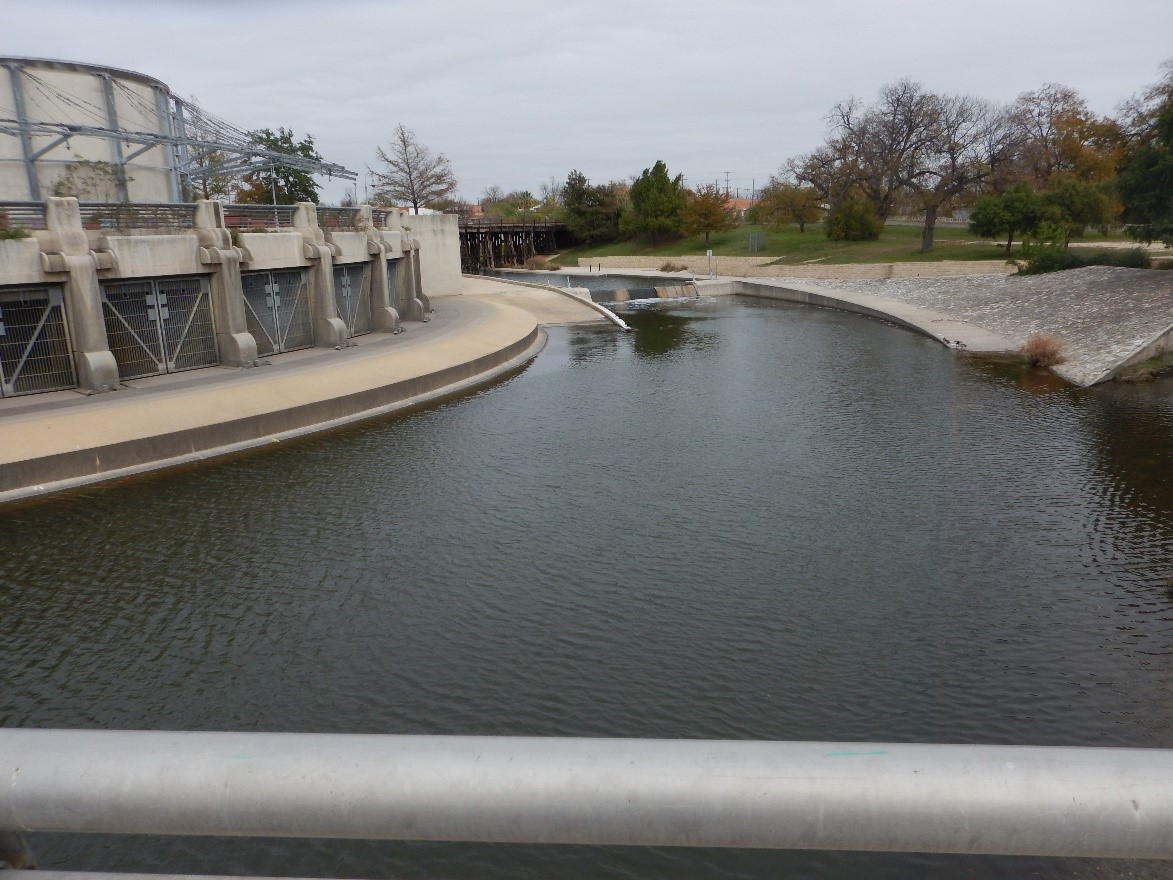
[0,57,355,203]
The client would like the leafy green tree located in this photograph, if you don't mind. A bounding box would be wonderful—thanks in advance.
[480,187,539,221]
[563,170,624,244]
[756,181,822,232]
[1117,64,1173,247]
[622,160,686,242]
[681,184,737,244]
[824,195,882,241]
[237,127,322,204]
[968,183,1045,251]
[1041,176,1112,244]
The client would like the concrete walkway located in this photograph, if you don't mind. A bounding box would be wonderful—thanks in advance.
[0,277,602,504]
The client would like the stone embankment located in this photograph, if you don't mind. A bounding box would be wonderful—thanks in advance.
[767,267,1173,386]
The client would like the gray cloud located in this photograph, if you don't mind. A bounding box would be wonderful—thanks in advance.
[6,0,1172,204]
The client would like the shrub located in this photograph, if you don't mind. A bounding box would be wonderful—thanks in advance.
[659,261,688,272]
[0,211,28,240]
[1018,246,1153,275]
[824,196,882,241]
[523,255,561,270]
[1021,334,1067,367]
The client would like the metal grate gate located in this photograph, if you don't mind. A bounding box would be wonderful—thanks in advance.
[0,286,76,396]
[333,263,372,337]
[240,270,313,357]
[101,277,218,380]
[386,260,400,313]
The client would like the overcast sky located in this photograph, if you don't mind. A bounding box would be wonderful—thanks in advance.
[7,0,1173,205]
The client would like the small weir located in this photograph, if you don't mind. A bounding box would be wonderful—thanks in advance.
[488,269,699,304]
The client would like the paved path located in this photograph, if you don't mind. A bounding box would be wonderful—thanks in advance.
[0,278,601,504]
[582,255,1015,279]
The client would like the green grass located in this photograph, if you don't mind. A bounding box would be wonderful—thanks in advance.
[554,223,1127,266]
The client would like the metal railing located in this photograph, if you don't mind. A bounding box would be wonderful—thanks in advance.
[315,206,360,230]
[76,203,196,231]
[221,203,296,230]
[0,202,47,231]
[2,729,1172,866]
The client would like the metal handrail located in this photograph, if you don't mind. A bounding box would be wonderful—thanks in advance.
[221,203,296,230]
[2,730,1172,860]
[0,201,47,230]
[76,202,196,231]
[315,207,359,230]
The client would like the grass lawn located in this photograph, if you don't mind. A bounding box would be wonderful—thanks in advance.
[552,223,1129,266]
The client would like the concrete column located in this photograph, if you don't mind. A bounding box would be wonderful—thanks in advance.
[358,206,400,333]
[42,197,120,393]
[409,243,431,320]
[194,201,257,367]
[293,203,348,349]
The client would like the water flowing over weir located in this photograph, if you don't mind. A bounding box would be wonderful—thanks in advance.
[488,269,699,303]
[4,298,1173,880]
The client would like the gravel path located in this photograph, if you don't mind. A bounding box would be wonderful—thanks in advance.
[784,267,1173,385]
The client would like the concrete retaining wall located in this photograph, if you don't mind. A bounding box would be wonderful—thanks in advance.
[0,198,462,397]
[406,213,463,296]
[579,255,1014,280]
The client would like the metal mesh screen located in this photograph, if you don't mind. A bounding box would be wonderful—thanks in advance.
[241,271,278,357]
[333,263,372,337]
[0,286,77,396]
[102,277,218,380]
[102,280,165,379]
[157,277,218,372]
[386,259,403,314]
[241,270,313,356]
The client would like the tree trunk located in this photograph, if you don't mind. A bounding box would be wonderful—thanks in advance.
[920,205,938,252]
[798,220,805,233]
[1006,231,1014,252]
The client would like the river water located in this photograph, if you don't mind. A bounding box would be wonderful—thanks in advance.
[4,297,1173,879]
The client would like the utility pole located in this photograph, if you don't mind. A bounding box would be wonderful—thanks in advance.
[725,171,730,198]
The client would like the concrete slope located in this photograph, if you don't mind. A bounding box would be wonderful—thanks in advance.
[713,279,1015,354]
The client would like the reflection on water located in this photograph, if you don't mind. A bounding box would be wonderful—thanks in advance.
[619,304,720,358]
[3,298,1173,880]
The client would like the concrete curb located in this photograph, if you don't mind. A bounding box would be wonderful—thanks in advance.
[0,301,546,505]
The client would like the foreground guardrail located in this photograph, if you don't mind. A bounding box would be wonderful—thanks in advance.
[1,730,1172,864]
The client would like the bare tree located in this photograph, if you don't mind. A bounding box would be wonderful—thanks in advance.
[856,81,1018,251]
[370,124,457,214]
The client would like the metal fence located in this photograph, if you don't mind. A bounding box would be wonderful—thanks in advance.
[240,269,313,356]
[222,204,297,230]
[2,730,1172,866]
[0,286,76,396]
[0,201,47,231]
[316,207,360,230]
[100,277,217,379]
[76,203,196,232]
[333,263,372,337]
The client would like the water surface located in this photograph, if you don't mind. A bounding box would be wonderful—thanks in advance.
[4,297,1173,879]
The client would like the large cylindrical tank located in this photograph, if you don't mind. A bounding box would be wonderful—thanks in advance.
[0,57,180,203]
